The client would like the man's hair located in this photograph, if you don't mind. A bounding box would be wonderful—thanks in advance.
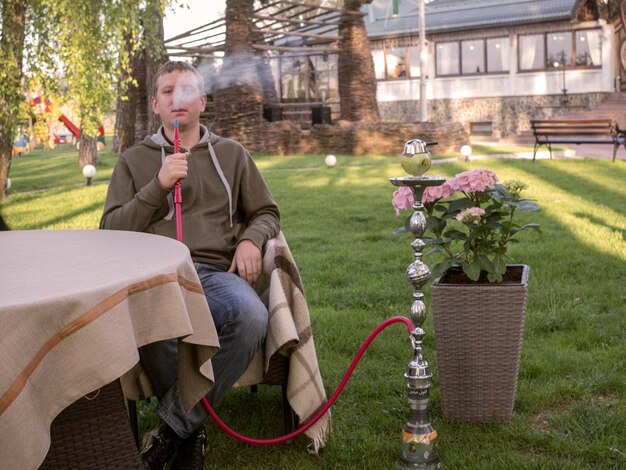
[152,61,205,98]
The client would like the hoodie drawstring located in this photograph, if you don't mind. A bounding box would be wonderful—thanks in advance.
[208,141,234,228]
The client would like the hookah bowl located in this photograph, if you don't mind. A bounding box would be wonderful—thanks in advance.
[390,139,445,469]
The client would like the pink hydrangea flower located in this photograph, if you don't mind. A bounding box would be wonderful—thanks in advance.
[392,186,414,215]
[422,180,454,204]
[456,207,486,225]
[448,168,498,194]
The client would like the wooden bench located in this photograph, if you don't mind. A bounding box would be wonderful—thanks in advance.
[530,119,626,162]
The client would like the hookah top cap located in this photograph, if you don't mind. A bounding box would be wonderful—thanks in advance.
[402,139,437,156]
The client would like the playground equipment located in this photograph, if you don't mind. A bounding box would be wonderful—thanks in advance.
[30,96,105,148]
[12,134,30,157]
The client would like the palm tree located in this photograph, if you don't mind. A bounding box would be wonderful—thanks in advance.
[338,0,380,122]
[212,0,265,150]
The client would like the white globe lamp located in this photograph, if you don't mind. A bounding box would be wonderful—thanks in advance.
[460,145,472,161]
[82,164,96,186]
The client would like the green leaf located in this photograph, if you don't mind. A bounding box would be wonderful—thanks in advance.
[511,223,542,236]
[463,259,482,281]
[478,255,494,272]
[443,229,468,240]
[493,256,506,275]
[517,201,541,211]
[447,198,475,212]
[425,216,439,231]
[431,258,456,280]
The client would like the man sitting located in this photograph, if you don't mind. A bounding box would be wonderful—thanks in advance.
[100,61,280,470]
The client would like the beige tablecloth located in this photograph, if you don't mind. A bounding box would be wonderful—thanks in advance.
[0,230,219,470]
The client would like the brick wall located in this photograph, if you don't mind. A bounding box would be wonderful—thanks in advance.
[304,120,468,155]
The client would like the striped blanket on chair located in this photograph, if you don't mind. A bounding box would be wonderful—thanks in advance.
[235,232,331,452]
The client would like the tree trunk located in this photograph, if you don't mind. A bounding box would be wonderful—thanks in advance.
[213,0,264,150]
[144,0,167,135]
[0,0,28,202]
[114,34,139,153]
[338,0,380,122]
[78,130,98,167]
[134,48,149,142]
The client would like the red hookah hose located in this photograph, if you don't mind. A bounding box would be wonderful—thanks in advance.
[173,120,183,242]
[170,126,415,445]
[199,316,414,445]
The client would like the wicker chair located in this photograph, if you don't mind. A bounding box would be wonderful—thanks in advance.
[40,380,142,469]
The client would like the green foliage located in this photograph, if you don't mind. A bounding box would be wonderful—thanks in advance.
[428,180,541,282]
[11,0,149,140]
[49,0,141,137]
[395,169,542,282]
[2,150,625,469]
[0,0,28,201]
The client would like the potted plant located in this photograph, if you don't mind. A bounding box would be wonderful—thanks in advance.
[392,168,541,422]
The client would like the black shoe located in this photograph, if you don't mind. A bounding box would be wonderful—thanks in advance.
[140,424,181,470]
[170,428,207,470]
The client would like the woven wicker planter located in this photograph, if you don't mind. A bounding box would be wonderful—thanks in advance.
[431,264,530,422]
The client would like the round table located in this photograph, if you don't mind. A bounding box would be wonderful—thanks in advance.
[0,230,219,469]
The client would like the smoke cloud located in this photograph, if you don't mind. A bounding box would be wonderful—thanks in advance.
[171,72,205,109]
[196,53,277,94]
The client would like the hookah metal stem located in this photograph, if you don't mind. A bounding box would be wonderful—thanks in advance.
[173,119,183,242]
[200,315,414,445]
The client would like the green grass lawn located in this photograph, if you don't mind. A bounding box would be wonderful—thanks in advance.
[2,145,625,469]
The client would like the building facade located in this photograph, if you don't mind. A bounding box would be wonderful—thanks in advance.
[364,0,626,138]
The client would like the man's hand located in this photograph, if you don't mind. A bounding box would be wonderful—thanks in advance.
[228,240,262,284]
[157,152,189,189]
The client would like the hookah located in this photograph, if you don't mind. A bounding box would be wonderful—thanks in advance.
[172,123,442,468]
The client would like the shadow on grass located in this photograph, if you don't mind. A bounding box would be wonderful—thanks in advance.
[521,159,626,216]
[574,212,626,242]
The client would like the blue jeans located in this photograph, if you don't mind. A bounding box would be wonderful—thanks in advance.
[138,263,268,438]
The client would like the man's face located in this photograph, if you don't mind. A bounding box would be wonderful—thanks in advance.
[151,70,206,129]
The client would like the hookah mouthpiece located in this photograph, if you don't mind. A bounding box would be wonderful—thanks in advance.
[174,119,180,153]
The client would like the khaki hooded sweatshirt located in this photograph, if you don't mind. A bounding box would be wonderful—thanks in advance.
[100,126,280,268]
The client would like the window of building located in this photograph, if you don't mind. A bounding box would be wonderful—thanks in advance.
[519,29,601,71]
[547,32,572,69]
[436,41,459,76]
[279,54,338,101]
[470,121,493,136]
[312,54,338,100]
[575,29,602,66]
[519,34,545,70]
[487,37,509,72]
[462,39,485,74]
[280,57,297,100]
[435,37,508,76]
[372,49,386,79]
[387,47,407,78]
[372,45,421,80]
[326,54,339,99]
